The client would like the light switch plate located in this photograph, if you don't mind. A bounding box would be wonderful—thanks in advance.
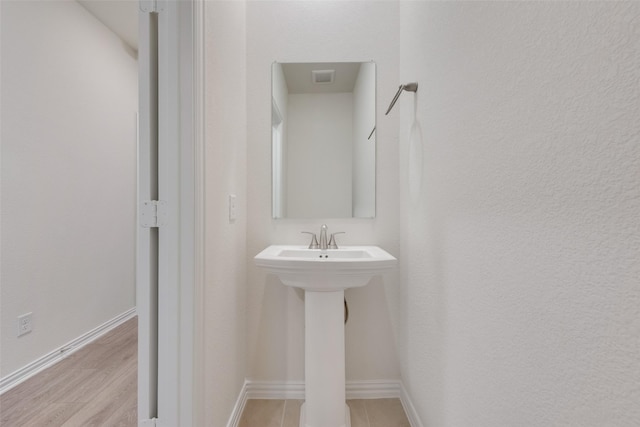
[229,194,237,221]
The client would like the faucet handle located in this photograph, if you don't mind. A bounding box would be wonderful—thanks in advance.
[301,232,319,249]
[328,232,345,249]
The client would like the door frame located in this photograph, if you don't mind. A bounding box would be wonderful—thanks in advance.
[137,1,204,426]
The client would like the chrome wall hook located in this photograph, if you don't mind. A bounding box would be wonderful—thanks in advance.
[385,82,418,115]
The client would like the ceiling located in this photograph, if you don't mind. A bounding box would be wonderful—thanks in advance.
[77,0,138,50]
[282,62,363,94]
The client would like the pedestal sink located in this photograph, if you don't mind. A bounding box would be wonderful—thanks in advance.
[254,245,397,427]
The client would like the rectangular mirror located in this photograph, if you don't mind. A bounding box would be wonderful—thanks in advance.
[272,61,376,219]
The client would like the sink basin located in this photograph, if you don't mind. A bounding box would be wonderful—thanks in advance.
[254,245,396,291]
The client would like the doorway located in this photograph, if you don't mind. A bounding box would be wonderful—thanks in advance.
[0,0,138,418]
[1,1,202,425]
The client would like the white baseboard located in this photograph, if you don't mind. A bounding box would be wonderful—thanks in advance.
[226,380,249,427]
[227,378,424,427]
[246,380,305,400]
[0,307,137,395]
[400,382,424,427]
[346,379,402,399]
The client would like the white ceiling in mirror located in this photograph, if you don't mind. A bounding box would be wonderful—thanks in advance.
[282,62,361,94]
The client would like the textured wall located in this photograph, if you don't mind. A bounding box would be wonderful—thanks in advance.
[246,1,401,383]
[203,1,248,425]
[1,0,137,377]
[398,1,640,426]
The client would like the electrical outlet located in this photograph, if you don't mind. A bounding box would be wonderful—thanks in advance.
[17,313,33,337]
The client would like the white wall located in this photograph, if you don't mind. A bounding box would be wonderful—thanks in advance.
[352,62,376,218]
[203,1,248,425]
[286,92,353,218]
[246,1,401,383]
[0,0,137,377]
[398,2,640,426]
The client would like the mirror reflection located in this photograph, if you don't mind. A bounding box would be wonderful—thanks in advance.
[272,61,376,219]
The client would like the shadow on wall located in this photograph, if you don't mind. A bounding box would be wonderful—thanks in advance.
[250,274,402,383]
[251,277,305,381]
[398,75,449,424]
[345,277,401,380]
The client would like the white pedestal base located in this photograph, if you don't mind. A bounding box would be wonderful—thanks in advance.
[302,290,348,427]
[299,403,351,427]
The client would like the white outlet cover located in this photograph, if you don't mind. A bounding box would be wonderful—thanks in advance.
[17,312,33,337]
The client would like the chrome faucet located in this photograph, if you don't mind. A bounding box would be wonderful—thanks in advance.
[328,232,345,249]
[319,224,328,250]
[302,224,345,250]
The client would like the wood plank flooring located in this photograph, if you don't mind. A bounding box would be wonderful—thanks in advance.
[0,317,137,427]
[2,318,410,427]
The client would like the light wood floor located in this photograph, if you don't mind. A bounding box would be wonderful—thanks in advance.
[2,319,410,427]
[0,317,137,427]
[239,398,411,427]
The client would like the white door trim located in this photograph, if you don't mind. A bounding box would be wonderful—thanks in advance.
[137,4,159,423]
[138,1,204,425]
[183,0,206,425]
[174,0,205,425]
[155,1,180,424]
